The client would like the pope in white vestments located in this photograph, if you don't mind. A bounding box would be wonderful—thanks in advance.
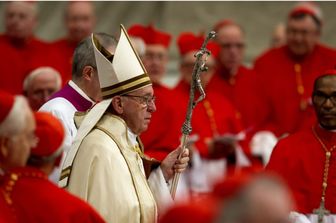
[60,26,189,223]
[69,113,159,222]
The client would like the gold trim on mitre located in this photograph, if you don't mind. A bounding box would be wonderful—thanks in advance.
[101,74,151,99]
[92,25,151,99]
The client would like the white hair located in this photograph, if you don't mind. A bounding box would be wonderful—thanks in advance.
[23,67,62,92]
[0,96,31,137]
[130,37,146,57]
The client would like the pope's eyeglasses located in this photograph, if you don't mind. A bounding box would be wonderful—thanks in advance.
[122,94,156,107]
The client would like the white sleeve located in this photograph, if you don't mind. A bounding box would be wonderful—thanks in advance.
[148,167,173,215]
[235,145,251,167]
[39,99,77,183]
[289,212,311,223]
[290,211,336,223]
[307,214,336,223]
[39,98,77,150]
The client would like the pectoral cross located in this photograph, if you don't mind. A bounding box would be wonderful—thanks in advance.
[313,200,330,223]
[311,127,336,223]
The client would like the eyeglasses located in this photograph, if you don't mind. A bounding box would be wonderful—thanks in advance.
[31,88,56,99]
[313,92,336,105]
[287,28,317,38]
[122,94,156,107]
[144,52,167,62]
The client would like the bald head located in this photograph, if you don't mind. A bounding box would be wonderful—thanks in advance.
[65,2,96,43]
[5,1,37,40]
[215,174,294,223]
[215,23,245,75]
[242,175,294,223]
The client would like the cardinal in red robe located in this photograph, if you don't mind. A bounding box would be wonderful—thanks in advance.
[254,5,336,137]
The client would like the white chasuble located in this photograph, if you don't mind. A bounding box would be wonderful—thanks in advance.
[67,114,157,223]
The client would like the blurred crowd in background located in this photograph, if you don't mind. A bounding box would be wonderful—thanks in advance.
[1,1,336,223]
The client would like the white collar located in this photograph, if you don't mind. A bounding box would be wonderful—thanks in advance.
[68,80,95,104]
[127,129,138,147]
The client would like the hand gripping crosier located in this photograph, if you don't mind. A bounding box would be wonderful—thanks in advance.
[170,30,216,199]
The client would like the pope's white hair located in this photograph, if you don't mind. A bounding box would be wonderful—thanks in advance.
[23,66,62,92]
[0,96,31,138]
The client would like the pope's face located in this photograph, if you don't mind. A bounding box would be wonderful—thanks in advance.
[142,45,168,84]
[286,15,319,57]
[121,86,156,135]
[5,2,36,39]
[313,75,336,130]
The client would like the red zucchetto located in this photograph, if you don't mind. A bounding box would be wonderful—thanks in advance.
[128,24,171,48]
[177,32,220,58]
[31,112,64,160]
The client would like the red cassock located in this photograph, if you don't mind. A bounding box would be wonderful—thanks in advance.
[0,34,59,94]
[207,65,262,135]
[50,38,78,84]
[0,193,15,223]
[1,167,106,223]
[267,124,336,214]
[254,44,336,136]
[173,80,244,158]
[142,83,181,161]
[159,197,218,223]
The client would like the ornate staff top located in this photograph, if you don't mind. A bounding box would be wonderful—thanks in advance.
[181,30,216,136]
[171,30,216,199]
